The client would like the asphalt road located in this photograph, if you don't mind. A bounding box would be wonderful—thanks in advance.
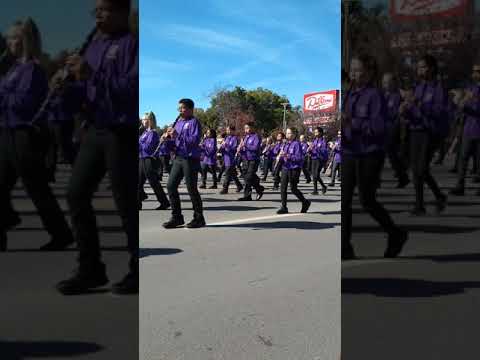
[1,165,137,360]
[140,172,341,360]
[342,158,480,359]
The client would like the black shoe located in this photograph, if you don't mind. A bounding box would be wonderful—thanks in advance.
[56,264,109,295]
[435,195,447,214]
[186,216,206,228]
[384,230,408,258]
[219,189,228,194]
[409,207,426,216]
[256,186,265,200]
[301,200,311,213]
[277,207,288,214]
[322,186,327,194]
[199,184,206,189]
[342,244,356,260]
[40,237,75,251]
[306,179,311,184]
[328,182,335,187]
[238,196,252,201]
[156,203,171,210]
[111,272,138,295]
[311,191,319,195]
[141,193,148,201]
[208,185,218,189]
[236,186,243,193]
[162,216,185,229]
[272,186,279,190]
[396,177,410,189]
[449,187,464,196]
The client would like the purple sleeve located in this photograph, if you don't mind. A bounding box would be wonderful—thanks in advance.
[185,119,201,151]
[289,142,304,162]
[245,134,260,151]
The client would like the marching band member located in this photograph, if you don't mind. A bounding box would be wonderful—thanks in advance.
[199,128,218,189]
[309,127,328,195]
[219,125,243,194]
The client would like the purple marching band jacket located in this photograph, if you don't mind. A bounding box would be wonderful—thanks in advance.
[48,31,139,129]
[383,90,402,133]
[200,137,217,166]
[220,135,238,167]
[139,129,160,159]
[342,86,387,157]
[0,60,48,128]
[279,140,304,170]
[309,137,329,162]
[172,116,201,159]
[402,81,449,138]
[239,133,261,161]
[461,84,480,139]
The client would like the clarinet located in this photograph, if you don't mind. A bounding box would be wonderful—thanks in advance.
[32,27,98,126]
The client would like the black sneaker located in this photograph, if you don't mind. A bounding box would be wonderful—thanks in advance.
[238,196,252,201]
[236,186,243,193]
[56,265,109,295]
[328,182,335,187]
[322,186,327,194]
[162,216,185,229]
[111,272,138,295]
[311,191,319,195]
[384,230,408,258]
[141,193,148,201]
[396,177,410,189]
[301,200,311,213]
[156,203,171,210]
[40,237,75,251]
[256,186,265,200]
[306,179,311,184]
[199,184,206,189]
[277,207,288,214]
[449,186,464,196]
[219,189,228,194]
[208,185,218,189]
[186,216,206,228]
[435,195,447,214]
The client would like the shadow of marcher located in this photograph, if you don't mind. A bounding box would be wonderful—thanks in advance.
[208,221,340,231]
[140,248,183,259]
[342,278,480,297]
[1,340,103,359]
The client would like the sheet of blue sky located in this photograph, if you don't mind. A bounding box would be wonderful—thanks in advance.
[140,0,341,125]
[1,1,138,57]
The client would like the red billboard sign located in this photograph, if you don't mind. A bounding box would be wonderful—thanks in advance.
[303,90,339,114]
[390,0,470,22]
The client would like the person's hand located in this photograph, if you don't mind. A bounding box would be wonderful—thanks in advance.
[65,54,93,81]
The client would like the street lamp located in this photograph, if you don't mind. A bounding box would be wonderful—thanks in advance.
[281,102,289,131]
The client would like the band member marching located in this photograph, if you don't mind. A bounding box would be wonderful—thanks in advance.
[0,18,74,252]
[261,136,275,181]
[138,112,170,210]
[299,134,312,183]
[237,122,265,201]
[219,124,243,194]
[342,53,408,260]
[199,128,218,189]
[277,128,311,214]
[163,98,206,229]
[50,0,139,294]
[328,130,342,187]
[309,127,328,195]
[272,131,286,190]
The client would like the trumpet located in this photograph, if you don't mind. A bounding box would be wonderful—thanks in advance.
[236,136,246,155]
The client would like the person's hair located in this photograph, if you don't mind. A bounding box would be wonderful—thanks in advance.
[245,121,255,128]
[145,111,157,128]
[351,53,378,86]
[287,127,298,138]
[208,128,217,138]
[12,18,42,60]
[419,54,438,77]
[179,98,194,109]
[315,127,324,134]
[105,0,131,13]
[276,131,285,139]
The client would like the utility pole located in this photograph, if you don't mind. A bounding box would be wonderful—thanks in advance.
[281,102,289,131]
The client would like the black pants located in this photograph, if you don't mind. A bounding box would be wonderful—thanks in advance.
[262,157,274,180]
[341,153,399,248]
[67,126,138,273]
[409,131,443,209]
[223,165,242,190]
[280,168,307,208]
[302,157,312,182]
[0,127,72,238]
[386,127,409,181]
[311,158,327,192]
[158,155,170,180]
[139,157,169,206]
[201,163,218,186]
[167,156,203,219]
[457,137,480,186]
[330,160,340,184]
[52,121,75,164]
[273,161,283,187]
[218,162,225,182]
[243,160,262,197]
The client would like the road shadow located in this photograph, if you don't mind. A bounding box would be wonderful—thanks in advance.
[4,246,127,253]
[342,278,480,297]
[11,226,124,233]
[352,224,480,234]
[209,221,340,230]
[403,253,480,263]
[142,206,276,212]
[140,248,183,259]
[1,340,103,359]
